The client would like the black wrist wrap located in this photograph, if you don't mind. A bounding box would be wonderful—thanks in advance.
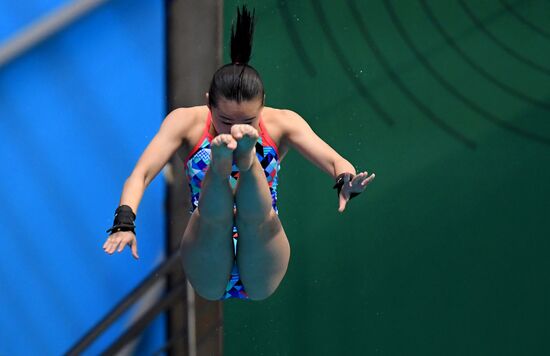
[333,173,360,200]
[106,205,136,235]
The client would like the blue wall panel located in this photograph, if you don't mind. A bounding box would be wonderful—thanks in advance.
[0,0,71,43]
[0,0,166,354]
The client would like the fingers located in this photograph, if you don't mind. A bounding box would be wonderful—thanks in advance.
[338,189,348,213]
[351,171,375,188]
[364,173,375,185]
[105,236,121,254]
[361,172,375,186]
[131,240,139,260]
[117,238,127,252]
[338,198,346,213]
[337,170,376,212]
[103,232,138,259]
[337,174,354,212]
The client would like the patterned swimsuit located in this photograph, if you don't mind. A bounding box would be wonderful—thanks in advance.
[184,111,281,300]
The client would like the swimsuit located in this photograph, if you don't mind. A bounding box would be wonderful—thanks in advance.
[184,111,281,300]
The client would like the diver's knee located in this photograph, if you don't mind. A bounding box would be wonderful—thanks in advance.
[246,287,276,301]
[197,292,224,301]
[192,285,225,301]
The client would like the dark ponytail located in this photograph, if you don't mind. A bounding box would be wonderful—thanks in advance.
[208,5,264,108]
[230,6,255,65]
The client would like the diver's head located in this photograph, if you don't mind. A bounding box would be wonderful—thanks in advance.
[207,6,264,134]
[208,95,263,134]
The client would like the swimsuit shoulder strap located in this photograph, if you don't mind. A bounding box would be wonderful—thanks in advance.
[258,115,280,157]
[184,111,213,165]
[205,111,214,139]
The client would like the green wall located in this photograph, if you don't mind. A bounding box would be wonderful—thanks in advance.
[223,1,550,355]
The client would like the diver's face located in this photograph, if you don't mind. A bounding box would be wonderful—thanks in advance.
[209,97,263,135]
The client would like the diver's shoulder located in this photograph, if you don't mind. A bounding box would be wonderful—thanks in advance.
[164,106,208,129]
[262,107,304,127]
[163,106,208,142]
[262,106,301,120]
[166,105,207,122]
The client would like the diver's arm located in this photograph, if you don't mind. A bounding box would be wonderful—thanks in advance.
[281,109,355,178]
[333,158,357,179]
[104,108,194,258]
[118,108,193,214]
[281,109,375,212]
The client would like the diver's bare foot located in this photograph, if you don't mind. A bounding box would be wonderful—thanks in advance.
[210,134,237,176]
[231,124,259,171]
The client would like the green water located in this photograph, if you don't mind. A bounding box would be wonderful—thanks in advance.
[223,1,550,355]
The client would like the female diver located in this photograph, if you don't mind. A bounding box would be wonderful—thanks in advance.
[103,6,375,301]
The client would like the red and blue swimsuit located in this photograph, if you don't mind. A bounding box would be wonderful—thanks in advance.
[184,111,281,300]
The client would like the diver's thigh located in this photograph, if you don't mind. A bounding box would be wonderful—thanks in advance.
[180,210,235,300]
[181,209,232,246]
[235,209,284,237]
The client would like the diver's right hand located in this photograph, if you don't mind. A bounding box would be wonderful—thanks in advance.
[103,231,139,259]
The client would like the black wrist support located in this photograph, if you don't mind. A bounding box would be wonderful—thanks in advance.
[333,173,360,200]
[106,205,136,235]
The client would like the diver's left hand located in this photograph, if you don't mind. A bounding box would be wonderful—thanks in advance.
[338,171,375,212]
